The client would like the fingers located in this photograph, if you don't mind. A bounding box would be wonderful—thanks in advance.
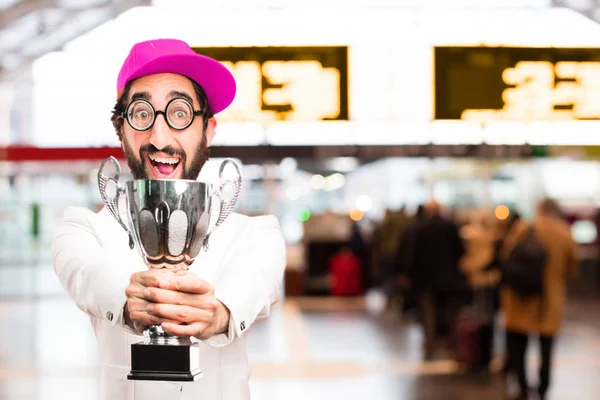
[126,271,216,335]
[126,270,168,318]
[143,287,196,307]
[161,321,208,338]
[125,281,146,300]
[126,297,178,327]
[147,303,215,324]
[129,270,211,294]
[143,287,219,311]
[128,309,164,326]
[155,272,213,294]
[127,295,149,313]
[130,312,168,327]
[130,269,174,289]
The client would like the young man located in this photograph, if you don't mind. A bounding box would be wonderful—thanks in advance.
[52,39,286,400]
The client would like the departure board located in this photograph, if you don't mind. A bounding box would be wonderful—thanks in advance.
[434,46,600,122]
[192,46,349,123]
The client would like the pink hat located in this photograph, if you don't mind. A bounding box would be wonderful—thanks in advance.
[117,39,236,114]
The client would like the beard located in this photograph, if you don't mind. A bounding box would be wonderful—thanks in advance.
[122,132,209,180]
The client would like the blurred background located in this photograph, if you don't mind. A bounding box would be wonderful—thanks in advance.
[2,0,600,399]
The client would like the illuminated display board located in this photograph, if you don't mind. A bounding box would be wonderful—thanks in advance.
[192,46,348,124]
[434,47,600,122]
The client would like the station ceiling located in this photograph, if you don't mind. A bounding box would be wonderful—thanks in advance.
[0,0,150,82]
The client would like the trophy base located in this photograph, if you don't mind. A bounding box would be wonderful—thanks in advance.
[127,341,202,382]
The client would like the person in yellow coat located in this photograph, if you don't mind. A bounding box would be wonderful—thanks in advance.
[500,199,578,400]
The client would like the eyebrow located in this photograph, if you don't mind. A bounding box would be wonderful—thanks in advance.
[130,91,151,101]
[168,90,195,107]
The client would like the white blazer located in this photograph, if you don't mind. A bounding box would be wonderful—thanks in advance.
[52,205,286,400]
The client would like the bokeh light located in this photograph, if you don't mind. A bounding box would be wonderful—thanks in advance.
[298,207,311,222]
[495,204,510,220]
[350,208,364,221]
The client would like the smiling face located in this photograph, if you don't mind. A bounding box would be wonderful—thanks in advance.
[118,73,216,180]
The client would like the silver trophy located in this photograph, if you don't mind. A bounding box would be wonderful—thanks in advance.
[97,156,242,382]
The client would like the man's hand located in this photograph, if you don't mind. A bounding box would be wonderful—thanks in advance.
[126,269,231,340]
[125,269,178,334]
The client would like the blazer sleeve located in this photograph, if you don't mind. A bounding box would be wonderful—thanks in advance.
[52,207,138,333]
[204,215,286,347]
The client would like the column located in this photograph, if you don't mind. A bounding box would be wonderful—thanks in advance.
[10,67,35,145]
[0,80,15,146]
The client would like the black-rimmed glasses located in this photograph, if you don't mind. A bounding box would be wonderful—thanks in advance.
[122,97,203,131]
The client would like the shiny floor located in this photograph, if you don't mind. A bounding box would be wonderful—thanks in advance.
[1,255,600,399]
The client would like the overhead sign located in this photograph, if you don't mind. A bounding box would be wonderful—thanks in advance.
[192,46,348,124]
[434,47,600,122]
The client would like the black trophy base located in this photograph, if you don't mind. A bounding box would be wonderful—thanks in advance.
[127,341,202,382]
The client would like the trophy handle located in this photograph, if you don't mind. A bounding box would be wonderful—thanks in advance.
[203,159,242,250]
[98,156,134,249]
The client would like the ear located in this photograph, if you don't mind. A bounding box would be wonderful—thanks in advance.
[205,117,217,147]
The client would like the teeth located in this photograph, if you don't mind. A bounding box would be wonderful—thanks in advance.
[149,155,180,164]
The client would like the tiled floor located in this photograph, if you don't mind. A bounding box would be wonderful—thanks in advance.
[1,261,600,400]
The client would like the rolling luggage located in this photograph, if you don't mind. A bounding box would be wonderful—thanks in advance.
[452,288,495,371]
[328,249,364,296]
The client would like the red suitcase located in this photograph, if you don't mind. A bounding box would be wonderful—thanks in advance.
[328,250,364,296]
[452,289,495,370]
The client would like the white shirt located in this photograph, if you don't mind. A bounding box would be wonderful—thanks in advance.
[52,206,286,400]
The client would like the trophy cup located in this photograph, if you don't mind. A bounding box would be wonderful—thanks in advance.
[97,156,242,382]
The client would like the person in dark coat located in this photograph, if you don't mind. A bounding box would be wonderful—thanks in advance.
[406,200,468,360]
[394,205,427,314]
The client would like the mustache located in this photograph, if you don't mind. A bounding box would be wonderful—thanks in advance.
[139,144,185,159]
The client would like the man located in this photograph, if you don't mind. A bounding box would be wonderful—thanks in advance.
[500,199,578,400]
[406,200,467,360]
[52,39,286,400]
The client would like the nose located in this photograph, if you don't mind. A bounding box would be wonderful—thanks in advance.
[148,114,174,150]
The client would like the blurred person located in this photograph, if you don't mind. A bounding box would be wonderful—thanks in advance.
[370,209,393,288]
[393,204,427,315]
[488,211,521,373]
[328,245,364,296]
[349,219,371,289]
[500,199,578,400]
[459,210,498,286]
[451,207,470,229]
[490,212,522,290]
[456,210,501,370]
[371,207,411,306]
[406,200,468,360]
[51,39,286,400]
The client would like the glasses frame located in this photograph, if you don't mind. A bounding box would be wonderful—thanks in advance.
[122,97,203,132]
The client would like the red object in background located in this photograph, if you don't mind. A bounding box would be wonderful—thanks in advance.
[0,146,124,162]
[328,249,364,296]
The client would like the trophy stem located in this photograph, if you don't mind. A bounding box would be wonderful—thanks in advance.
[143,324,191,346]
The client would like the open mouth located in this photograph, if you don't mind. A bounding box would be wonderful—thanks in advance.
[147,154,182,178]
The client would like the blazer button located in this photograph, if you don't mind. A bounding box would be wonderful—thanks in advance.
[240,321,246,331]
[106,311,114,322]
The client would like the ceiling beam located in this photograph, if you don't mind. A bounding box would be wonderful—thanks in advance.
[0,0,59,31]
[0,0,150,83]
